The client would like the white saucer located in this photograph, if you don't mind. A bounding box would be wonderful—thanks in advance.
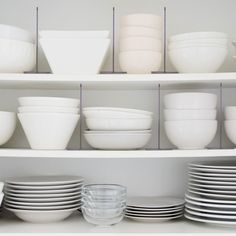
[126,214,182,222]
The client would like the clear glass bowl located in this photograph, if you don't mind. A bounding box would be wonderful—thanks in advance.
[82,199,126,209]
[82,194,126,203]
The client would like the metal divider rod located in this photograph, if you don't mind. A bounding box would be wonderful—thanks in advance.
[112,7,115,73]
[79,84,83,150]
[163,6,167,73]
[219,83,223,149]
[36,7,39,73]
[158,84,161,149]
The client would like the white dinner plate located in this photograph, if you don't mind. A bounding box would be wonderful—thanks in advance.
[189,186,236,194]
[188,189,236,199]
[126,206,184,214]
[189,167,236,173]
[190,162,236,169]
[190,178,236,185]
[125,212,183,217]
[126,205,184,211]
[125,214,183,222]
[189,182,236,190]
[189,173,236,181]
[189,171,236,177]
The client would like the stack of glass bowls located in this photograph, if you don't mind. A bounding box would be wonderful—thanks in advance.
[81,184,127,226]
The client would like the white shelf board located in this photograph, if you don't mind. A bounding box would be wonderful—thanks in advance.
[0,148,235,158]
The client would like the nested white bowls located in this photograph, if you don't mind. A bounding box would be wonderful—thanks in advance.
[120,27,162,39]
[18,106,79,114]
[225,106,236,120]
[224,121,236,145]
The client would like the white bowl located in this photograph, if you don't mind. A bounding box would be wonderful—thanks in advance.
[164,109,217,121]
[121,14,162,29]
[225,121,236,145]
[164,93,217,109]
[168,46,227,73]
[0,24,34,43]
[0,111,16,145]
[84,130,151,150]
[40,38,110,74]
[0,39,35,73]
[39,30,110,39]
[169,38,228,44]
[18,97,79,108]
[165,120,217,150]
[224,106,236,120]
[18,113,80,150]
[120,37,162,52]
[168,42,227,50]
[119,51,162,74]
[120,26,162,39]
[18,106,79,114]
[86,117,152,131]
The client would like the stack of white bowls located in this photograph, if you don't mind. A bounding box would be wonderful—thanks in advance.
[0,24,35,73]
[224,106,236,146]
[168,32,228,73]
[83,107,153,150]
[18,97,80,150]
[119,14,163,74]
[164,93,218,150]
[39,31,110,74]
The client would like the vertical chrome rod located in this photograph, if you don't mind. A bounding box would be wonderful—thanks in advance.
[219,83,223,149]
[36,7,39,73]
[163,6,167,73]
[79,84,83,150]
[158,84,161,149]
[112,7,115,73]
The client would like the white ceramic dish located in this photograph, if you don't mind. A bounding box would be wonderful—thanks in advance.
[126,211,183,217]
[40,38,110,74]
[225,106,236,120]
[169,38,227,44]
[126,208,183,215]
[190,178,236,186]
[189,166,236,173]
[225,121,236,146]
[188,186,236,194]
[168,42,227,50]
[125,214,182,222]
[189,182,236,190]
[127,205,184,211]
[190,161,236,169]
[164,93,217,109]
[18,106,79,114]
[188,171,236,177]
[189,173,236,181]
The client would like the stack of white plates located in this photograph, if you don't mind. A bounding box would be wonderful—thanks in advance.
[4,175,83,223]
[185,161,236,226]
[83,107,153,150]
[125,196,185,222]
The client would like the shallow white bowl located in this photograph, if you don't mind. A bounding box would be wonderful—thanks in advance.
[120,37,162,52]
[169,38,228,44]
[168,46,227,73]
[225,106,236,120]
[165,120,217,150]
[18,113,80,150]
[168,42,227,50]
[119,51,162,74]
[0,39,35,73]
[18,97,79,108]
[224,121,236,145]
[164,109,217,121]
[18,106,79,114]
[40,38,110,74]
[164,93,217,109]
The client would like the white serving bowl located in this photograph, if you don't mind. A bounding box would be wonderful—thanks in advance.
[169,38,228,44]
[119,50,162,74]
[165,120,217,149]
[18,113,80,150]
[224,121,236,145]
[164,93,217,109]
[40,38,110,74]
[120,26,162,39]
[0,111,16,145]
[18,97,79,108]
[84,130,151,150]
[224,106,236,120]
[168,42,227,50]
[0,24,34,43]
[0,39,35,73]
[120,37,162,52]
[121,14,162,29]
[18,106,79,114]
[86,117,152,131]
[164,109,217,121]
[39,30,109,39]
[168,46,227,73]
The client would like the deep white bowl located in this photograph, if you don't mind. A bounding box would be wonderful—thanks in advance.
[18,97,79,108]
[40,38,110,74]
[119,51,162,74]
[0,39,35,73]
[225,106,236,120]
[164,109,217,121]
[164,93,217,109]
[18,113,80,150]
[18,106,79,114]
[168,46,227,73]
[165,120,217,149]
[224,121,236,145]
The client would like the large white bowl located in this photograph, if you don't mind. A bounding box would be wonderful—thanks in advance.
[0,39,35,73]
[18,113,80,150]
[164,93,217,109]
[168,42,227,50]
[224,121,236,145]
[0,111,16,145]
[165,120,217,150]
[84,130,151,150]
[225,106,236,120]
[18,106,79,114]
[120,37,162,52]
[164,109,217,121]
[168,46,227,73]
[18,97,79,108]
[119,50,162,74]
[40,38,110,74]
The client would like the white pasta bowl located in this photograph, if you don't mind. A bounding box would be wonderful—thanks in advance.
[0,39,35,73]
[18,106,79,114]
[224,121,236,145]
[165,120,217,150]
[164,93,217,110]
[225,106,236,120]
[40,38,110,74]
[18,113,80,150]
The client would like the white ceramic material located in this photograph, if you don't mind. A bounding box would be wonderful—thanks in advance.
[165,120,217,150]
[40,38,110,74]
[164,93,217,109]
[18,106,79,114]
[168,42,227,50]
[164,109,217,121]
[0,39,35,73]
[169,38,227,44]
[225,106,236,120]
[225,121,236,146]
[125,214,182,222]
[190,161,236,169]
[119,50,162,74]
[18,113,80,150]
[126,206,183,214]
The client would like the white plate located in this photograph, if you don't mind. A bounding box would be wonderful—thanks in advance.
[189,166,236,173]
[125,211,183,217]
[125,214,183,222]
[126,206,184,214]
[189,173,236,181]
[189,185,236,194]
[190,178,236,185]
[190,161,236,169]
[189,182,236,190]
[189,171,236,177]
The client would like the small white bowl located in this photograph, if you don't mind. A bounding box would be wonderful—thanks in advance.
[18,106,79,114]
[225,106,236,120]
[164,109,217,121]
[119,51,162,74]
[120,37,162,52]
[18,97,80,108]
[164,93,217,109]
[224,121,236,145]
[165,120,217,149]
